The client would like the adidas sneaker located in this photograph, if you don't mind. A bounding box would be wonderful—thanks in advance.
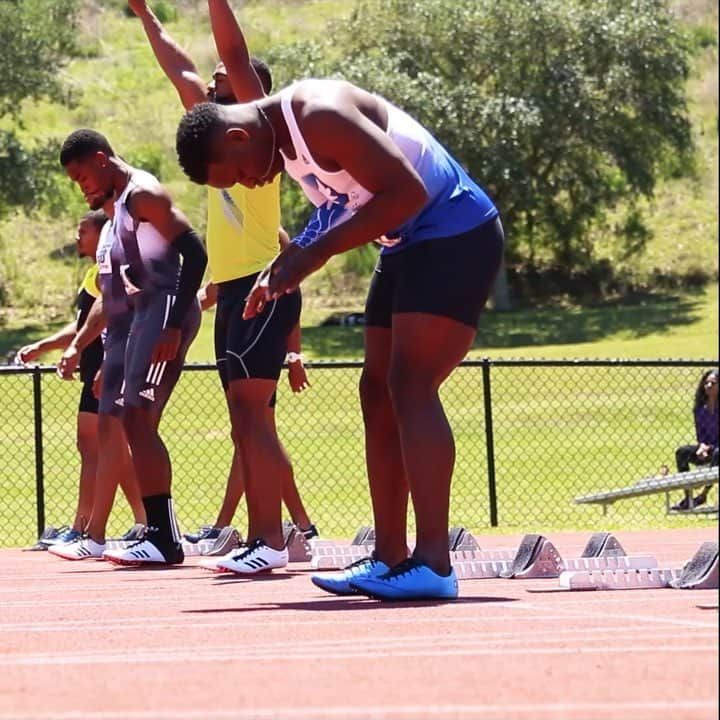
[49,537,106,561]
[215,538,288,575]
[103,527,184,567]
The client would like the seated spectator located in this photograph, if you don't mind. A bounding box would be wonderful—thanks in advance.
[671,369,719,511]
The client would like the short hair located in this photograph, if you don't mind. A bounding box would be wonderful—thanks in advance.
[59,129,115,167]
[82,209,109,229]
[176,103,223,185]
[250,57,272,94]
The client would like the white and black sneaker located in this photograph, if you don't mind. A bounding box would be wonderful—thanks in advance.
[102,526,184,567]
[49,537,106,561]
[215,538,288,575]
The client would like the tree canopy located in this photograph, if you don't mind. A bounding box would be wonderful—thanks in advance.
[0,0,80,218]
[269,0,694,271]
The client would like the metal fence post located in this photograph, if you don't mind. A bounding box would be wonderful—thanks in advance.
[481,358,498,527]
[32,368,45,538]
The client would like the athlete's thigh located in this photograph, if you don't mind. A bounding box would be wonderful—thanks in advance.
[98,325,128,417]
[149,300,201,420]
[390,312,476,387]
[394,219,504,328]
[78,379,99,415]
[214,294,231,392]
[124,294,171,409]
[225,290,301,382]
[363,325,393,386]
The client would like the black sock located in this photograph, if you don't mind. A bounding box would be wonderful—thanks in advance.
[142,494,179,544]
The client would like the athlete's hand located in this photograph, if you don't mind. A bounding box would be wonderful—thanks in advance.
[243,262,273,319]
[267,243,323,299]
[92,369,103,399]
[152,328,181,364]
[288,359,310,393]
[696,443,712,461]
[57,343,80,380]
[17,343,42,364]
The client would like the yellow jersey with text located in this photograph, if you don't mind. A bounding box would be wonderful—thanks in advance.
[206,177,281,282]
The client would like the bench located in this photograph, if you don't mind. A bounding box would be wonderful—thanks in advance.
[574,466,719,516]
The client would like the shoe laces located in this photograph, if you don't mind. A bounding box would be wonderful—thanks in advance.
[380,558,422,580]
[233,538,265,559]
[344,555,378,572]
[127,525,158,548]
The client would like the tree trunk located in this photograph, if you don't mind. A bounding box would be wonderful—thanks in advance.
[491,258,512,311]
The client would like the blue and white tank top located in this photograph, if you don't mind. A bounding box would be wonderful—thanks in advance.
[280,80,498,254]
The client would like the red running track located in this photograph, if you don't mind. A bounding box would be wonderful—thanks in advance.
[0,528,717,720]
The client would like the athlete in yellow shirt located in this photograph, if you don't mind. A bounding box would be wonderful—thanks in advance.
[130,0,316,565]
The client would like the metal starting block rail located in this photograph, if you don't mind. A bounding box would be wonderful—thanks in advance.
[556,541,718,591]
[309,528,660,582]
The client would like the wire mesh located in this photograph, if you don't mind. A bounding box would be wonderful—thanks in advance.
[0,359,717,548]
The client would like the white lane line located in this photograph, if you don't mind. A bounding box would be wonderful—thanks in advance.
[0,643,716,667]
[0,700,716,720]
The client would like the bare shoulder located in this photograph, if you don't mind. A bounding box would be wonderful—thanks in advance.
[127,179,173,220]
[296,80,386,136]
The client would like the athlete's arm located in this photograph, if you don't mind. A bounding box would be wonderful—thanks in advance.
[128,0,207,110]
[286,323,309,393]
[278,226,290,250]
[198,280,218,311]
[17,320,77,364]
[57,296,106,380]
[293,102,427,256]
[207,0,265,102]
[244,95,427,317]
[128,187,207,362]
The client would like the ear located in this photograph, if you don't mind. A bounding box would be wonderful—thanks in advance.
[226,127,251,144]
[95,150,109,168]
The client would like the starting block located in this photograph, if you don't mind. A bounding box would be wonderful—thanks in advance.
[310,525,493,571]
[499,534,565,579]
[309,525,376,569]
[557,541,718,591]
[282,522,313,562]
[670,541,718,589]
[498,531,658,581]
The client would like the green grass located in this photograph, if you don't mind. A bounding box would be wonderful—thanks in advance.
[2,358,716,549]
[0,0,718,325]
[0,0,718,546]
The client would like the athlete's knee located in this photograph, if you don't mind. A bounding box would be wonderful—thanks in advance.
[230,426,242,449]
[359,367,390,412]
[75,428,97,458]
[227,395,271,434]
[387,365,436,412]
[122,405,154,441]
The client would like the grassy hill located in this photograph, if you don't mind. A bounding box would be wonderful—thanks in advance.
[0,0,717,361]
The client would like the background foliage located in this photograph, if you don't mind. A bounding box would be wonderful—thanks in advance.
[0,0,716,337]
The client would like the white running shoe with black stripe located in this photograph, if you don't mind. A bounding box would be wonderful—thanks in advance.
[102,527,184,566]
[215,538,288,575]
[49,537,106,560]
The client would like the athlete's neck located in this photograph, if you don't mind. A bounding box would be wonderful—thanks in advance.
[110,158,133,199]
[259,97,294,163]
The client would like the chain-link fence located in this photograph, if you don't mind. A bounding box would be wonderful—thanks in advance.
[1,359,717,547]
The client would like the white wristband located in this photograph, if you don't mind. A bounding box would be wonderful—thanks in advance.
[286,352,303,364]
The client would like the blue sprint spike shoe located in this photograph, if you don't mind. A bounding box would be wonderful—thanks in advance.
[350,558,459,601]
[311,555,389,596]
